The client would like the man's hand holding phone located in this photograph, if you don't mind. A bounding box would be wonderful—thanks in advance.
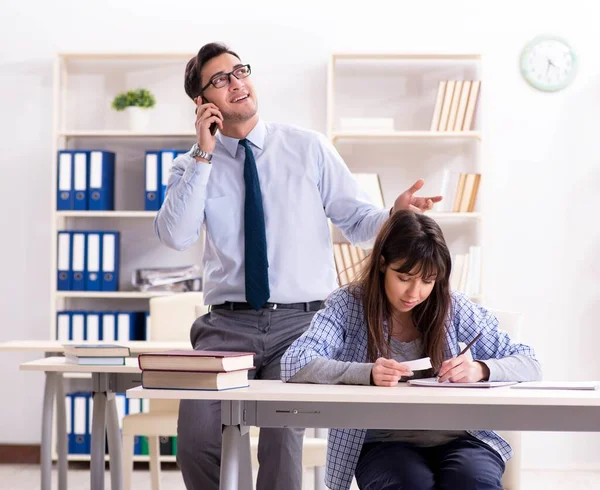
[194,97,223,159]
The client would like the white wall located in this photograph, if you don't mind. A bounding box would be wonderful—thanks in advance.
[1,0,599,470]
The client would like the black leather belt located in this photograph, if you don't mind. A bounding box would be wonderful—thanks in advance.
[211,300,323,312]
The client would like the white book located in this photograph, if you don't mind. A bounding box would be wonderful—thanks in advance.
[450,254,466,291]
[511,381,600,391]
[408,377,517,388]
[458,253,470,293]
[439,170,460,212]
[353,173,385,207]
[465,246,481,297]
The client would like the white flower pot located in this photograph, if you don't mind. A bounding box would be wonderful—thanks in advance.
[128,107,151,132]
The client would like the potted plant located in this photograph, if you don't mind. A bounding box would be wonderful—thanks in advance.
[111,88,156,131]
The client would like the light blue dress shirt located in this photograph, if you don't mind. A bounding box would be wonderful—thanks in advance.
[154,119,389,305]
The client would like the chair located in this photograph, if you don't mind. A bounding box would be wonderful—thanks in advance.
[472,308,524,490]
[121,292,327,490]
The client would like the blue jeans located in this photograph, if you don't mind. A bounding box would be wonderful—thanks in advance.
[355,436,505,490]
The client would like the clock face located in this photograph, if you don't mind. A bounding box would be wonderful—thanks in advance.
[520,35,577,92]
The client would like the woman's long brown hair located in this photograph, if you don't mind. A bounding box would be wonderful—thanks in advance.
[350,210,452,370]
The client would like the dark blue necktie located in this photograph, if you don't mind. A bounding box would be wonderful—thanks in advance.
[239,139,270,310]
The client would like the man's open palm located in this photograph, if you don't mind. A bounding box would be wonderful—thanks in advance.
[393,179,443,214]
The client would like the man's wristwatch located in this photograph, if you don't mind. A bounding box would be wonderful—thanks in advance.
[190,143,213,162]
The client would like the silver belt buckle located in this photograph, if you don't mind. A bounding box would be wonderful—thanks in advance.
[271,303,278,310]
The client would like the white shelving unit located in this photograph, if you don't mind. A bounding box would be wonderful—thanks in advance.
[51,52,203,463]
[327,52,484,302]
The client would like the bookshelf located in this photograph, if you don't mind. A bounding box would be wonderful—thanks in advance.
[51,52,203,463]
[327,52,484,302]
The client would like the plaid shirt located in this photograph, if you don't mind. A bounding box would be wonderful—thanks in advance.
[281,287,539,490]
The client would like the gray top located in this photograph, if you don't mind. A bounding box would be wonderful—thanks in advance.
[289,336,540,447]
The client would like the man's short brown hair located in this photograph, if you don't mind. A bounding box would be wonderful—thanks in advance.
[184,42,240,100]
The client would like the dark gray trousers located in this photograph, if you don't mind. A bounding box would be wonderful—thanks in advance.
[177,307,315,490]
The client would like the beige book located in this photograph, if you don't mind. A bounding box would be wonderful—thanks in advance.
[446,80,463,132]
[462,80,481,131]
[430,81,447,131]
[452,173,467,212]
[141,369,249,391]
[453,81,472,131]
[340,243,356,283]
[468,174,482,212]
[333,244,349,285]
[459,173,477,212]
[438,80,456,131]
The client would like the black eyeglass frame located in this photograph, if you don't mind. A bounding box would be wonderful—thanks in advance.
[200,64,252,93]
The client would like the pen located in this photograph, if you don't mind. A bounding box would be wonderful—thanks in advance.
[458,332,482,357]
[435,332,482,379]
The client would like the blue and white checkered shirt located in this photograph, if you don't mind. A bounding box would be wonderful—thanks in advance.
[281,287,541,490]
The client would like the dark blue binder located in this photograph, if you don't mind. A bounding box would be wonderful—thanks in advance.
[57,231,72,291]
[88,151,115,211]
[100,231,120,291]
[144,151,160,211]
[70,231,87,291]
[72,151,89,211]
[85,231,102,291]
[57,150,74,210]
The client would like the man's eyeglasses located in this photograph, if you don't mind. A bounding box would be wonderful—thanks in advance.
[201,64,251,92]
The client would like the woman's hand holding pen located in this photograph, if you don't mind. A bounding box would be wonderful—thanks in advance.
[371,358,414,387]
[437,355,490,383]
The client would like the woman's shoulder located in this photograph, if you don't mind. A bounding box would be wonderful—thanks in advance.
[324,284,365,309]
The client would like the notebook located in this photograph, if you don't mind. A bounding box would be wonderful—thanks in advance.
[408,377,518,388]
[511,381,600,391]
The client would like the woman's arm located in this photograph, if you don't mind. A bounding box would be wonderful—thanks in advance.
[452,293,542,382]
[281,287,375,384]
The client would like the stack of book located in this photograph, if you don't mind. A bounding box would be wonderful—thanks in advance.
[64,344,130,365]
[430,80,481,132]
[138,350,255,391]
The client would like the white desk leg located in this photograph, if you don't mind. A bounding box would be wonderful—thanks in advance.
[91,392,107,490]
[106,394,124,490]
[238,431,253,490]
[220,425,241,490]
[41,372,58,490]
[314,428,327,490]
[55,374,68,490]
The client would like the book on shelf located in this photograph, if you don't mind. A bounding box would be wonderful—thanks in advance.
[449,246,481,297]
[141,369,250,391]
[63,344,131,358]
[438,170,481,213]
[352,173,385,208]
[430,80,481,132]
[138,350,255,372]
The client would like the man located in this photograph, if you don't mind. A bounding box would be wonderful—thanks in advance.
[154,42,442,490]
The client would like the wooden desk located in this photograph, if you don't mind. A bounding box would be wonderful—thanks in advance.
[128,380,600,490]
[8,341,189,490]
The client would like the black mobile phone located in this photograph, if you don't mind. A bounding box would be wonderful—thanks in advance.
[201,96,218,136]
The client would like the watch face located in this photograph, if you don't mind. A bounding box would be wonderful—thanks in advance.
[520,35,577,92]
